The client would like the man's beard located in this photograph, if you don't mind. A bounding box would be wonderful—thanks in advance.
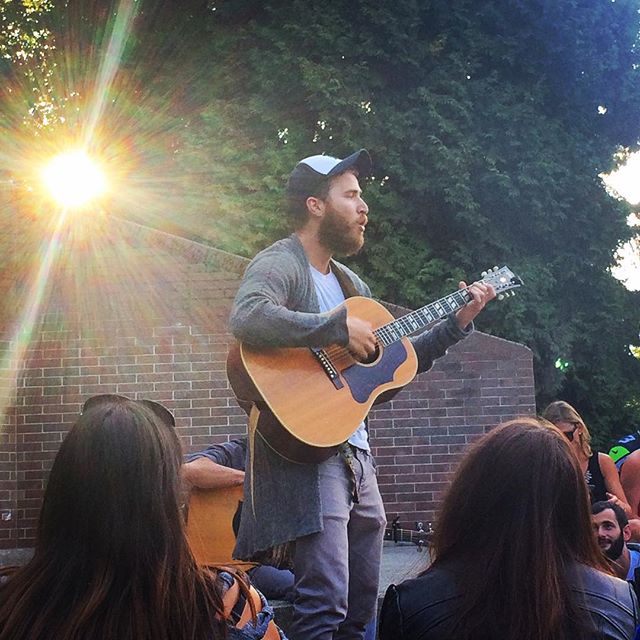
[318,208,364,257]
[603,532,625,560]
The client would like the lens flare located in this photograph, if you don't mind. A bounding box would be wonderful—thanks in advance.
[42,150,107,208]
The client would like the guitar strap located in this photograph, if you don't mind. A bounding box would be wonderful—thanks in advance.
[248,403,261,519]
[329,261,369,503]
[329,260,360,299]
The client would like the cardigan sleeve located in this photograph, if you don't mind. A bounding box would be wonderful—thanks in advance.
[229,248,349,349]
[410,314,472,375]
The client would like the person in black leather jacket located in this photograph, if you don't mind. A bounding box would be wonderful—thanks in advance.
[379,417,639,640]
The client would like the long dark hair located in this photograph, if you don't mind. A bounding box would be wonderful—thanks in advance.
[429,417,610,640]
[0,399,228,640]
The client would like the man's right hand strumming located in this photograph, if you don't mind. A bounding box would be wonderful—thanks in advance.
[346,315,377,361]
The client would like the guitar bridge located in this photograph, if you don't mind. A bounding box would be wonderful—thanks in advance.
[310,348,344,390]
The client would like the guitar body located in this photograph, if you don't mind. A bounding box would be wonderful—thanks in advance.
[185,485,254,569]
[226,296,418,463]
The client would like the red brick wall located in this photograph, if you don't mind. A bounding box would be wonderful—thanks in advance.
[0,219,535,553]
[371,332,535,533]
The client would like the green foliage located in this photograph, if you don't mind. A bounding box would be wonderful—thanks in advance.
[179,0,640,442]
[0,0,57,128]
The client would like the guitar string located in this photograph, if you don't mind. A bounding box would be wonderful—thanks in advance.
[321,286,473,361]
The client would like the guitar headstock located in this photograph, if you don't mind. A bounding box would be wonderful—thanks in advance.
[479,265,523,300]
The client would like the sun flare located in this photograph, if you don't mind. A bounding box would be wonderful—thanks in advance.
[42,150,107,208]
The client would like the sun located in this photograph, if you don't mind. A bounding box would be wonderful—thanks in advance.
[42,150,107,208]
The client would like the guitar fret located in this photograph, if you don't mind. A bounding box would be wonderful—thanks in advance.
[376,327,392,346]
[420,308,434,323]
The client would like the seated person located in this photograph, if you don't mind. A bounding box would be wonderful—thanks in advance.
[610,430,640,518]
[542,401,632,512]
[0,396,284,640]
[183,438,247,489]
[592,500,640,588]
[183,438,295,603]
[379,418,639,640]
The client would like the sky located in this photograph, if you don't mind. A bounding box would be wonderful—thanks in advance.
[602,152,640,291]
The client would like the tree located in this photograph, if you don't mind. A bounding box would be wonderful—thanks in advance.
[171,0,640,443]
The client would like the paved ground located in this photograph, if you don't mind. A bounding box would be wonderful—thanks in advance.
[378,539,431,595]
[272,540,431,635]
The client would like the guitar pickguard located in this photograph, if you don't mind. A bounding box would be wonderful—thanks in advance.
[341,341,407,403]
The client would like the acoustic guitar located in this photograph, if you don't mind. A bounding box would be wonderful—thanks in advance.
[226,266,523,464]
[385,517,433,551]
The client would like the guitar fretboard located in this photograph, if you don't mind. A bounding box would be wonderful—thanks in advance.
[375,288,472,347]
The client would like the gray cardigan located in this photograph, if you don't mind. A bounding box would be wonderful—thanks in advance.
[230,234,471,565]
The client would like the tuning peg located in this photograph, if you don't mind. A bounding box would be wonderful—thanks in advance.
[498,294,504,301]
[481,271,487,277]
[493,266,498,271]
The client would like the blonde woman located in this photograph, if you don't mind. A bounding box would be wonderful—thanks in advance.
[543,401,632,515]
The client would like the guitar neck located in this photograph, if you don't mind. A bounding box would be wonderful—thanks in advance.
[384,527,433,545]
[375,288,472,347]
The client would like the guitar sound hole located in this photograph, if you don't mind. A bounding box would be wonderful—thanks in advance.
[359,345,380,365]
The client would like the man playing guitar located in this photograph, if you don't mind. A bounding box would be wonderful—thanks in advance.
[228,149,495,640]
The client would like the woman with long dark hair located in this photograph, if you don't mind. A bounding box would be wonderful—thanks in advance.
[0,397,282,640]
[379,418,639,640]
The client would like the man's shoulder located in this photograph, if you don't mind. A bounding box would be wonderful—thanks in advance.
[251,235,301,261]
[243,235,307,279]
[185,438,247,468]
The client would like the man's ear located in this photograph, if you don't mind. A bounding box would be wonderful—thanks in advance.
[305,195,325,220]
[624,523,632,543]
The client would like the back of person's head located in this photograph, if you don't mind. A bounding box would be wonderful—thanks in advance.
[40,399,182,559]
[0,398,225,640]
[431,417,608,640]
[542,400,592,457]
[592,499,628,528]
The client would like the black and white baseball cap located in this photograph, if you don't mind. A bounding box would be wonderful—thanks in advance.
[286,149,372,198]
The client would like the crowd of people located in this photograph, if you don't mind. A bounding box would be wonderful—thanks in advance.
[1,149,639,639]
[2,396,640,639]
[379,414,640,640]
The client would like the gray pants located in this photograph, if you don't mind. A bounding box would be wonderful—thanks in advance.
[288,448,386,640]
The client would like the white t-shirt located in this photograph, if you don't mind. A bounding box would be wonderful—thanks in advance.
[310,265,369,451]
